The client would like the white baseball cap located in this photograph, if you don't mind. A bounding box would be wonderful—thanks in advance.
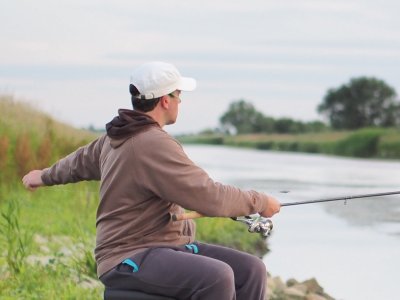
[130,62,196,100]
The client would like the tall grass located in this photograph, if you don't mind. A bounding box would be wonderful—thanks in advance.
[0,95,95,184]
[0,135,9,175]
[14,134,35,178]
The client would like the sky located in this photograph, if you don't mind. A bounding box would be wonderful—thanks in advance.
[1,0,400,134]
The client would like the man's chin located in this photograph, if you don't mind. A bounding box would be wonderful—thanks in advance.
[166,119,177,126]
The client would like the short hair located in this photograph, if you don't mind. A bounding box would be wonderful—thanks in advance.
[129,84,161,112]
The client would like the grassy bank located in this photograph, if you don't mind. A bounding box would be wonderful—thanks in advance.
[178,127,400,159]
[0,95,267,298]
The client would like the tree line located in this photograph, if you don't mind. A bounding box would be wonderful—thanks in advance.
[219,77,400,134]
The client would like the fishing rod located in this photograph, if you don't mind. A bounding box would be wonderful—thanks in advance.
[171,190,400,238]
[281,190,400,207]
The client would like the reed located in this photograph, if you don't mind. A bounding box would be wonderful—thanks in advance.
[0,197,31,275]
[14,133,36,178]
[36,135,52,169]
[0,135,9,171]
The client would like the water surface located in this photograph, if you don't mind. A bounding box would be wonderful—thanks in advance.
[183,144,400,300]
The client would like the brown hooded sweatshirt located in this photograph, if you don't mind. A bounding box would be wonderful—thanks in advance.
[41,109,270,277]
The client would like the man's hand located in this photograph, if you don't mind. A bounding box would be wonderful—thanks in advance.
[22,170,44,191]
[260,195,281,218]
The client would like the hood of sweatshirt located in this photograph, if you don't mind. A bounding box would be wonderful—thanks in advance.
[106,109,159,148]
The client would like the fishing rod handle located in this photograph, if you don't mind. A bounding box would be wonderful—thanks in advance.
[171,211,204,221]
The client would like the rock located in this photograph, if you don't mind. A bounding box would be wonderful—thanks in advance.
[306,293,329,300]
[40,245,50,253]
[0,266,10,281]
[284,286,307,300]
[26,255,54,266]
[59,246,74,257]
[51,235,73,245]
[267,276,286,300]
[33,234,48,245]
[76,275,103,289]
[289,283,308,294]
[286,278,299,287]
[265,275,335,300]
[301,278,324,294]
[268,276,286,292]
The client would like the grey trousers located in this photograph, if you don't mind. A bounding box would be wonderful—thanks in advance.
[99,242,267,300]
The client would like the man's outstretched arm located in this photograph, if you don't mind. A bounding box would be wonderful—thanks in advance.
[22,135,106,190]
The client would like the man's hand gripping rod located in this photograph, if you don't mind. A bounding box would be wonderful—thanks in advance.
[171,212,273,238]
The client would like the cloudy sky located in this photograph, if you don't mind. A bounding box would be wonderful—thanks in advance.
[1,0,400,134]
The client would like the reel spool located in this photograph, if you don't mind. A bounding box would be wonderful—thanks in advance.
[233,215,273,238]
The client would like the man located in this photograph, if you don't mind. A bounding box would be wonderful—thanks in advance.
[22,61,281,300]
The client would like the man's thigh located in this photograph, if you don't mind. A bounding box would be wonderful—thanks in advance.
[196,242,265,274]
[100,246,234,299]
[195,242,267,298]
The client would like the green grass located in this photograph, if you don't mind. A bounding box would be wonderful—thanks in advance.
[0,184,102,299]
[0,262,103,300]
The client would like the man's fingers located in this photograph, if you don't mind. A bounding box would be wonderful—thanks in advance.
[21,170,43,191]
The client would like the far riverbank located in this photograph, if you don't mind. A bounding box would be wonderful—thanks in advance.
[177,127,400,160]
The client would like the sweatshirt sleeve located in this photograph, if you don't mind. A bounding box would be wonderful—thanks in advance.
[41,135,106,186]
[137,131,269,218]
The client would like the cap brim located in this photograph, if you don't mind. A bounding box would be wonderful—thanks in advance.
[177,77,196,92]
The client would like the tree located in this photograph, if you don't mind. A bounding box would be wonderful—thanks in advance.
[220,99,329,134]
[318,77,400,129]
[219,100,271,134]
[274,118,306,134]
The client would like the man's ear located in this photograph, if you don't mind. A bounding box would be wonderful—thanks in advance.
[160,95,170,109]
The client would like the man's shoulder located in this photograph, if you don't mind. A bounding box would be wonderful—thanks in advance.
[135,127,181,148]
[136,126,172,139]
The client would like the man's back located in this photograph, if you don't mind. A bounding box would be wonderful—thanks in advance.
[96,123,195,277]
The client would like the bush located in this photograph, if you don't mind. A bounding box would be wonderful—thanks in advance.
[177,134,224,145]
[298,142,320,153]
[256,141,275,150]
[378,133,400,158]
[334,128,384,157]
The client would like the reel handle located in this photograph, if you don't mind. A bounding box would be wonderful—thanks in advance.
[171,211,204,221]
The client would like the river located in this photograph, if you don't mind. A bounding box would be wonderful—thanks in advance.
[183,144,400,300]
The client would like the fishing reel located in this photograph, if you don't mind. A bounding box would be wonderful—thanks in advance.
[232,215,273,238]
[171,211,274,238]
